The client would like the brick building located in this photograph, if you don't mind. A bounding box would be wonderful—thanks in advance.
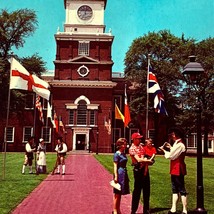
[1,0,168,153]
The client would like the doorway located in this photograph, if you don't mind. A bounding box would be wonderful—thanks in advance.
[76,134,86,150]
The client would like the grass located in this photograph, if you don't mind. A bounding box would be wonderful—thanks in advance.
[0,152,56,214]
[0,153,213,214]
[94,154,214,214]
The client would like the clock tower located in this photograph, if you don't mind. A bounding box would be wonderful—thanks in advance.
[51,0,116,152]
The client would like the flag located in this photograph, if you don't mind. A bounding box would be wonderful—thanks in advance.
[148,65,168,116]
[124,84,131,127]
[54,111,59,133]
[35,95,44,123]
[104,111,111,135]
[115,103,124,121]
[59,116,66,134]
[47,102,56,127]
[10,57,50,100]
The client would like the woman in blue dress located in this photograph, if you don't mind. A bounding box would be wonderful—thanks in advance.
[113,138,130,214]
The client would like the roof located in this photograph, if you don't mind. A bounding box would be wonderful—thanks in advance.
[64,0,107,9]
[50,80,117,88]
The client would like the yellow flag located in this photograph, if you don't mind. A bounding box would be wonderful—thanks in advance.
[115,103,124,121]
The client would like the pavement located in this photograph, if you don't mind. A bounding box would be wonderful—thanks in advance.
[12,152,143,214]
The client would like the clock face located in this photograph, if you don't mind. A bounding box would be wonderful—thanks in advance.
[77,5,93,21]
[77,65,89,77]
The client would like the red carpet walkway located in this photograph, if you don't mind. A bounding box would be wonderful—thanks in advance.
[12,153,143,214]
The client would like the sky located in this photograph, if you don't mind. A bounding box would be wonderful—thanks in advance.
[1,0,214,72]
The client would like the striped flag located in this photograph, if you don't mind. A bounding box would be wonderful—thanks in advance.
[148,65,168,116]
[35,95,44,124]
[124,84,131,127]
[10,57,50,100]
[104,111,111,135]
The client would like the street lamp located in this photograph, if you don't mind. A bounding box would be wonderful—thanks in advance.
[182,56,207,214]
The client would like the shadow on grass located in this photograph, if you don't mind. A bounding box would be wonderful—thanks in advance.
[150,207,170,213]
[150,209,202,214]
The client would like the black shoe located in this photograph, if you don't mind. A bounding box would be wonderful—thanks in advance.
[55,172,60,174]
[168,211,177,214]
[62,173,65,175]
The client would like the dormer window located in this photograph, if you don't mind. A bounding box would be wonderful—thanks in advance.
[78,41,89,56]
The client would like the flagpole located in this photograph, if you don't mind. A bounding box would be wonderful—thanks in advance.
[33,94,37,137]
[146,54,151,139]
[113,100,117,153]
[124,85,126,138]
[2,81,12,180]
[2,57,14,179]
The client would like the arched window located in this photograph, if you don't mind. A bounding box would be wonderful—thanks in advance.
[77,100,87,125]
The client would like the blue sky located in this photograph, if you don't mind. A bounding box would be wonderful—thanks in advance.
[1,0,214,72]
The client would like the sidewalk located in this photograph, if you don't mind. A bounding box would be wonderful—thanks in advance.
[12,153,143,214]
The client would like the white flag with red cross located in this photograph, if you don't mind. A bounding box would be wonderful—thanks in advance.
[9,57,50,100]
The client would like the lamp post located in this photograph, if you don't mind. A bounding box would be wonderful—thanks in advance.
[182,56,207,214]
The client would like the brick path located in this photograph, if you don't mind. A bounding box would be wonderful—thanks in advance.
[12,153,143,214]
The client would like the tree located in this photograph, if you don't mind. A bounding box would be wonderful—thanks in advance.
[0,9,37,59]
[124,30,194,125]
[0,9,47,117]
[178,38,214,155]
[124,30,214,154]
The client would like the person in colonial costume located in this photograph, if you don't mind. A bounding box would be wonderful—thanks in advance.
[159,127,188,214]
[22,136,36,174]
[55,137,67,175]
[37,138,47,174]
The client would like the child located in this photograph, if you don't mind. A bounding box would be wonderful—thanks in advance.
[144,138,157,163]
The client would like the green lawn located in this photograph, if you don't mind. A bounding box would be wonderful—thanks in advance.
[0,153,213,214]
[94,154,214,214]
[0,152,57,214]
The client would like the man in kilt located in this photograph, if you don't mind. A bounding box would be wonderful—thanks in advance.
[55,137,68,175]
[22,136,36,174]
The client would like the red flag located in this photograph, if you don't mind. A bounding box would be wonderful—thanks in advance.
[54,111,59,133]
[10,57,50,100]
[35,95,44,124]
[124,84,131,127]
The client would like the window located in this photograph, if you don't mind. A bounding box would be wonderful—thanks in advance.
[4,127,15,143]
[23,127,33,142]
[186,133,197,148]
[69,110,75,125]
[148,129,155,141]
[42,127,51,143]
[25,94,34,109]
[113,128,121,143]
[90,110,95,125]
[78,41,89,56]
[77,100,87,125]
[114,95,122,110]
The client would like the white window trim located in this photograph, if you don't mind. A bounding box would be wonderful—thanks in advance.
[4,127,15,143]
